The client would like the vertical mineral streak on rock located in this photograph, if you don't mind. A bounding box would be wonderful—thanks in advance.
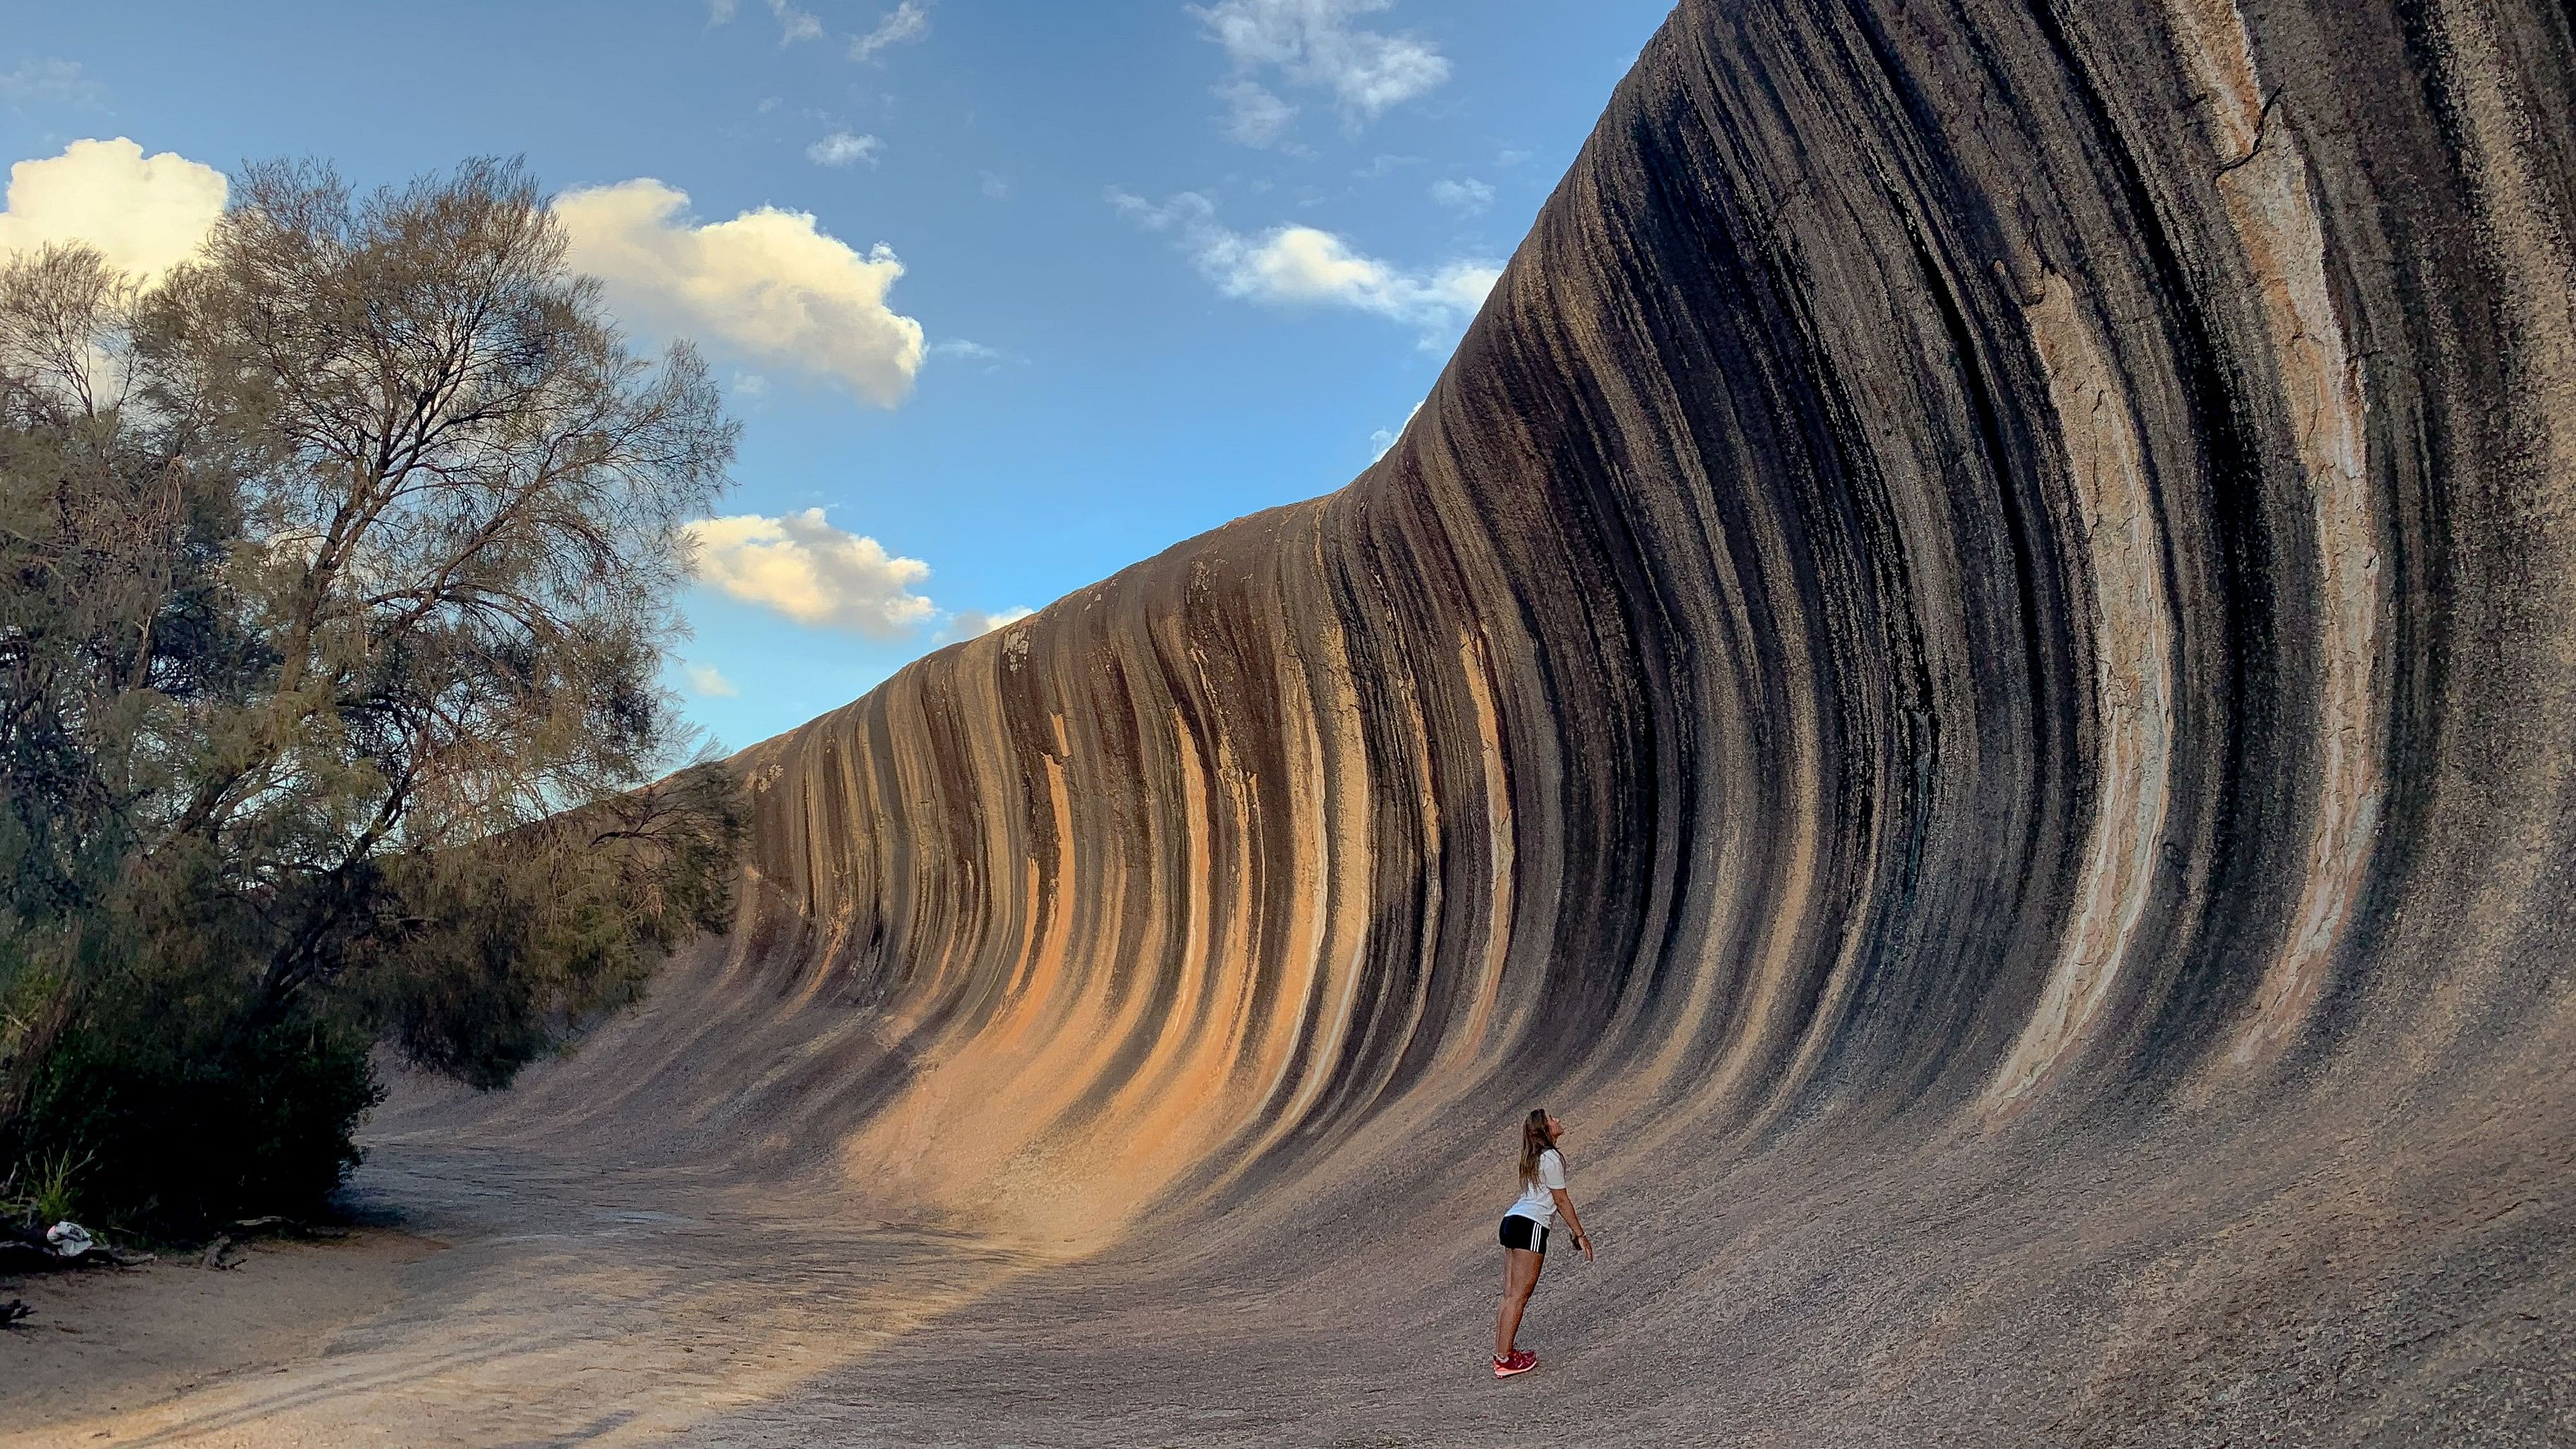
[1049,644,1172,1113]
[1217,515,1360,1177]
[873,683,960,1038]
[1448,627,1515,1061]
[1986,275,2178,1108]
[1661,647,1822,1129]
[987,747,1073,1054]
[1264,603,1375,1138]
[810,719,868,993]
[928,642,1022,1027]
[1377,637,1445,1090]
[2385,0,2576,1057]
[1109,706,1214,1136]
[1114,695,1267,1174]
[1201,726,1263,1119]
[1643,399,1833,1131]
[1235,570,1322,1117]
[2164,0,2390,1069]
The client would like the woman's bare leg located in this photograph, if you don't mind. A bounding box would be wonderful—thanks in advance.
[1494,1247,1546,1357]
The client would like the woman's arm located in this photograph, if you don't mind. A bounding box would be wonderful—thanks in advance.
[1551,1188,1594,1261]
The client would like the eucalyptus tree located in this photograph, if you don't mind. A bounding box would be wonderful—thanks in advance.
[0,159,742,1229]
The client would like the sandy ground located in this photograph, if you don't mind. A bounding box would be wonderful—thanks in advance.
[4,1080,2567,1448]
[1,1229,440,1440]
[0,1134,1044,1449]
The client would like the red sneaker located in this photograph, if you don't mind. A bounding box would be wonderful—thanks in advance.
[1492,1350,1537,1378]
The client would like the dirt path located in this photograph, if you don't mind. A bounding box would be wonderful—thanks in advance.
[0,1136,1041,1449]
[1,1229,440,1440]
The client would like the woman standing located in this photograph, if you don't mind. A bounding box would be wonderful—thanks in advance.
[1493,1108,1591,1377]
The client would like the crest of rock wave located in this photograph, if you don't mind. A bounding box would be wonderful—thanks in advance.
[488,0,2574,1440]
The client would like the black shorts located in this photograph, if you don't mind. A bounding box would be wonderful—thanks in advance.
[1499,1215,1549,1254]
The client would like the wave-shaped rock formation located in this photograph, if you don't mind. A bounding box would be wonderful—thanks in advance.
[498,0,2576,1441]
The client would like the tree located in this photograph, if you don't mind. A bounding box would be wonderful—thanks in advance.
[0,243,217,1136]
[0,158,742,1233]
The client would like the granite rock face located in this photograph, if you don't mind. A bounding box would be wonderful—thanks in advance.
[694,0,2574,1433]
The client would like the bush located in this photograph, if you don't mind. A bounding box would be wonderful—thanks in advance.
[18,970,381,1234]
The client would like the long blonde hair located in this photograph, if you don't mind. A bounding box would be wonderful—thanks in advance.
[1517,1108,1559,1185]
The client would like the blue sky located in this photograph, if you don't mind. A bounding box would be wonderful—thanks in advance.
[0,0,1674,752]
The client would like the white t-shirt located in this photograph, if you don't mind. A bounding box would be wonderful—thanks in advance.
[1505,1148,1567,1229]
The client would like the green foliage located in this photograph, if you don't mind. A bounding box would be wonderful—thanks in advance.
[363,764,742,1090]
[19,966,381,1233]
[0,159,743,1234]
[2,1146,92,1227]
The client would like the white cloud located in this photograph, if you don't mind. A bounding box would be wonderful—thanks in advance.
[1112,189,1498,343]
[555,179,925,407]
[0,138,227,282]
[979,172,1011,200]
[1191,0,1448,139]
[1,59,106,111]
[1216,229,1498,339]
[941,606,1035,642]
[2,145,935,405]
[767,0,825,44]
[687,510,940,637]
[806,131,884,167]
[1215,80,1299,149]
[853,1,932,61]
[1369,400,1422,459]
[1109,190,1191,233]
[1429,176,1492,215]
[685,663,741,697]
[927,338,1023,371]
[714,0,923,63]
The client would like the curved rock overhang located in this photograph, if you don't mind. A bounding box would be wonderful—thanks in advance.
[679,0,2576,1287]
